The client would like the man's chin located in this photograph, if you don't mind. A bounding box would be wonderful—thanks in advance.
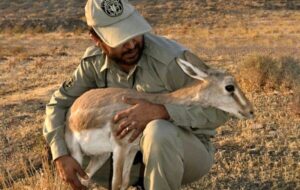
[123,59,139,66]
[123,53,141,65]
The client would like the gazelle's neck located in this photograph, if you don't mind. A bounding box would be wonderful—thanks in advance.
[148,81,207,106]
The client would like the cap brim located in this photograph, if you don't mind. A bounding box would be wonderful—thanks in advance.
[93,11,152,48]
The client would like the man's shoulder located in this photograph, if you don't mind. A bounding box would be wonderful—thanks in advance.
[81,46,103,60]
[143,33,187,65]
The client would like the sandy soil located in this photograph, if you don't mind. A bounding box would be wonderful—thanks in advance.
[0,0,299,189]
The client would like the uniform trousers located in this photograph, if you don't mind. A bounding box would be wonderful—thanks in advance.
[141,119,213,190]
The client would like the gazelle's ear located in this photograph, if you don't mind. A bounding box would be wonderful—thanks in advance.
[176,58,208,80]
[183,51,210,72]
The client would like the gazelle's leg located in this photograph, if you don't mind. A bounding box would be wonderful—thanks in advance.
[85,153,111,178]
[121,148,138,190]
[65,129,83,166]
[80,153,111,187]
[111,146,126,190]
[71,149,83,168]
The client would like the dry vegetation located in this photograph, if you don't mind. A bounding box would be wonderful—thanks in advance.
[0,0,299,189]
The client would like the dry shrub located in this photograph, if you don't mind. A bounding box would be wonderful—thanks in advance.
[280,57,300,90]
[237,55,300,91]
[237,55,300,113]
[291,85,300,115]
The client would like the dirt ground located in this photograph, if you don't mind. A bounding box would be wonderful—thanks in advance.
[0,0,299,189]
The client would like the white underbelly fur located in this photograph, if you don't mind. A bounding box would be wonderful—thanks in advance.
[70,123,113,155]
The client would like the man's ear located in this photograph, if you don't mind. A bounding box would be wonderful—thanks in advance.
[90,33,99,44]
[89,33,102,46]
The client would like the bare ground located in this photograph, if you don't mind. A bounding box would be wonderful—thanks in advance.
[0,0,299,189]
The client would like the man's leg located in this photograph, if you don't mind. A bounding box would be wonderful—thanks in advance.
[140,119,213,190]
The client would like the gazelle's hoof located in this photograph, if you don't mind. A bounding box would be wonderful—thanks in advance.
[131,185,144,190]
[131,177,144,190]
[80,178,92,187]
[80,178,101,189]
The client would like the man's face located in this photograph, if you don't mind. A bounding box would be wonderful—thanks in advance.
[97,35,144,66]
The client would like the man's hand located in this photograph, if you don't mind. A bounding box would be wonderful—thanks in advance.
[55,155,89,190]
[114,97,170,142]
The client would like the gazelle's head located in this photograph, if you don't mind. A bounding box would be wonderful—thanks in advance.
[176,51,254,119]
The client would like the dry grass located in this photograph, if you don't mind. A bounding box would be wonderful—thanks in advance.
[1,148,71,190]
[0,0,300,189]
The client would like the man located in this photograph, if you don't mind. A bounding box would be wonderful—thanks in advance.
[43,0,229,190]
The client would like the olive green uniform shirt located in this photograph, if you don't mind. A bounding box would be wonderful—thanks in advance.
[43,33,229,161]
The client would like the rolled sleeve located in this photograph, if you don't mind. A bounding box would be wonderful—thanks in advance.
[50,139,69,161]
[43,124,69,160]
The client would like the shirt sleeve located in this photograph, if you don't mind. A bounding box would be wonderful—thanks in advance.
[43,58,98,160]
[162,50,230,133]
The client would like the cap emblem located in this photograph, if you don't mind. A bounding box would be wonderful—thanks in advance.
[101,0,123,17]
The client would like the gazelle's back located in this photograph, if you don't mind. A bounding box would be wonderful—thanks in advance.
[67,88,143,132]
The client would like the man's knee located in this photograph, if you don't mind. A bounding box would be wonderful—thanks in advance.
[140,119,182,160]
[142,119,178,145]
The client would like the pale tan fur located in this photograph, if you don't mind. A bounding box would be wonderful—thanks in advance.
[67,83,202,132]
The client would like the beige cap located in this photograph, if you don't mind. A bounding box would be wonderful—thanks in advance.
[85,0,152,48]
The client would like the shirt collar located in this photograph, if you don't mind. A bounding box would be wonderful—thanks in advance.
[100,53,144,77]
[100,55,111,72]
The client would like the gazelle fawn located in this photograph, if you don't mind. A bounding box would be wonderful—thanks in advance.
[65,51,254,190]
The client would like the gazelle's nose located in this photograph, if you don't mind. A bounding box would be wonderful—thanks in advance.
[249,111,255,118]
[248,110,255,118]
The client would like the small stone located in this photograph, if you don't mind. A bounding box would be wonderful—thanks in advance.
[248,148,261,155]
[251,123,264,130]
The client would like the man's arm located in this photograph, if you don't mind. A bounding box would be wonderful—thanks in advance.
[43,58,98,160]
[43,57,99,190]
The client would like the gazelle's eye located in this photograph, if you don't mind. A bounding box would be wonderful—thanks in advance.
[225,85,235,92]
